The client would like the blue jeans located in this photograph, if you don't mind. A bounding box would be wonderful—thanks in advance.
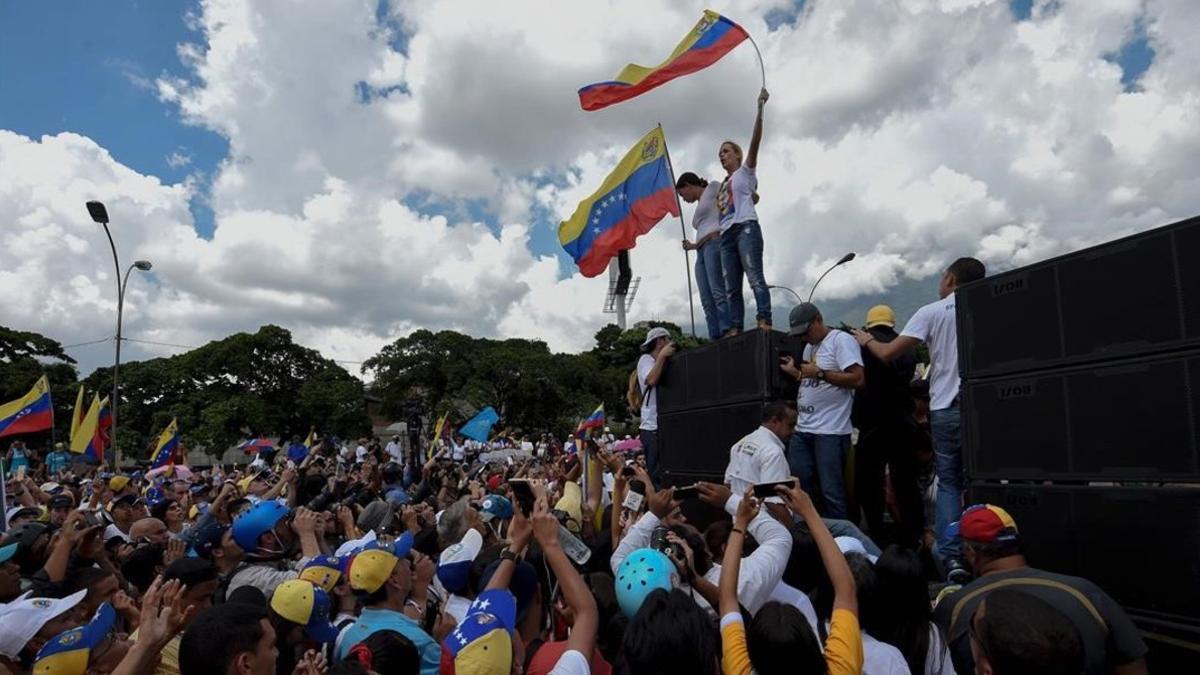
[720,220,771,329]
[930,406,964,561]
[640,429,660,487]
[786,432,850,519]
[695,238,729,339]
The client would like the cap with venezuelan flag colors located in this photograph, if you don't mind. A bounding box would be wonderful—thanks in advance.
[299,555,343,592]
[32,602,117,675]
[347,533,414,593]
[440,589,518,675]
[949,504,1020,545]
[269,580,339,643]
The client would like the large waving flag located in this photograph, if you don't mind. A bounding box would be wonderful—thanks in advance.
[0,375,54,439]
[576,404,605,437]
[558,127,679,277]
[459,407,500,443]
[579,10,749,111]
[70,394,107,462]
[150,419,179,470]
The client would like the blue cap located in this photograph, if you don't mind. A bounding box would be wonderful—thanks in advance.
[0,542,18,565]
[145,487,166,508]
[231,501,291,552]
[32,602,117,674]
[269,580,339,643]
[299,555,343,592]
[478,495,514,522]
[443,589,517,665]
[190,522,230,559]
[615,549,674,617]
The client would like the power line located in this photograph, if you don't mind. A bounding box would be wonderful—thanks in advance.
[62,337,113,349]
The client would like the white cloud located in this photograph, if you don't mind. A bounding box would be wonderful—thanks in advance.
[4,0,1200,375]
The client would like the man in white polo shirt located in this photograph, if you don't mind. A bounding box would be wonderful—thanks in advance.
[852,256,986,583]
[780,302,864,519]
[724,401,798,496]
[637,326,676,485]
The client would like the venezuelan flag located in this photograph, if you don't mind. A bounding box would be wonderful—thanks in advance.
[71,394,108,462]
[579,10,749,111]
[559,127,679,277]
[576,404,605,436]
[70,385,85,442]
[0,375,54,438]
[150,419,179,470]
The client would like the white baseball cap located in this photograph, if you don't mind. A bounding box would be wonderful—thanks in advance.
[640,326,670,348]
[835,536,879,564]
[0,589,87,658]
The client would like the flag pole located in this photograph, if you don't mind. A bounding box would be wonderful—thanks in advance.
[659,123,698,338]
[746,33,766,89]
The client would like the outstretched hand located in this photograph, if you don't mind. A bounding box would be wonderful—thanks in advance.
[137,576,196,648]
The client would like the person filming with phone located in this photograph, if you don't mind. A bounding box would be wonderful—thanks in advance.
[779,302,864,519]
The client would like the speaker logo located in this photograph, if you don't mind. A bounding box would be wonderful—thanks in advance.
[996,382,1035,399]
[990,275,1027,297]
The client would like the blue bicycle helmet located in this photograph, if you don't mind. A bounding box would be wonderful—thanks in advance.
[615,548,674,617]
[232,501,291,552]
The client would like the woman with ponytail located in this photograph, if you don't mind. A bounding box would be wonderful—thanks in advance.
[677,171,729,340]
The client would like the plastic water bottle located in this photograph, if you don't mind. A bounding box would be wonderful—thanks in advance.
[558,523,592,565]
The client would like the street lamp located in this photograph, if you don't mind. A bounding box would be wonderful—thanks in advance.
[768,285,803,304]
[86,200,152,459]
[808,252,856,302]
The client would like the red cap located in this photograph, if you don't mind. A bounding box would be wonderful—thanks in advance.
[952,504,1019,544]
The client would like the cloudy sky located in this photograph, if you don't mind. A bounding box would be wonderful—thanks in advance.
[2,0,1197,376]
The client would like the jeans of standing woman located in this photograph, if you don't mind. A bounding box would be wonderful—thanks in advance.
[786,432,850,519]
[694,238,730,340]
[930,406,964,561]
[720,220,771,329]
[640,429,660,487]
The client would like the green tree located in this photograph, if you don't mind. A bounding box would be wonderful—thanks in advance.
[0,326,79,444]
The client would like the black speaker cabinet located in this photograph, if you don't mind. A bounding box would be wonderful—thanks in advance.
[657,329,800,414]
[958,214,1200,379]
[967,483,1200,626]
[657,398,768,480]
[963,347,1200,481]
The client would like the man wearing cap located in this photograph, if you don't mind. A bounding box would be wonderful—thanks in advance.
[851,304,922,546]
[636,326,676,485]
[47,495,75,529]
[0,588,87,670]
[853,257,985,582]
[104,494,145,543]
[933,504,1147,675]
[337,535,440,674]
[45,443,72,478]
[780,302,864,519]
[1,542,22,602]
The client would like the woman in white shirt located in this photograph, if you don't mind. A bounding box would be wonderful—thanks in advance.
[677,171,729,340]
[716,88,771,335]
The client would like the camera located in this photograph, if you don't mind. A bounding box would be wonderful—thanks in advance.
[650,526,683,561]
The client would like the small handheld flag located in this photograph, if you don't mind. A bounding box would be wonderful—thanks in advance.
[579,10,749,111]
[558,127,679,277]
[576,404,605,437]
[0,375,54,438]
[150,419,179,470]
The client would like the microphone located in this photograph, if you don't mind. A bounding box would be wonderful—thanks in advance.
[807,252,856,302]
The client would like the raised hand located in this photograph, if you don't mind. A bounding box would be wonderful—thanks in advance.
[734,488,760,530]
[531,497,559,548]
[695,481,732,510]
[775,478,815,516]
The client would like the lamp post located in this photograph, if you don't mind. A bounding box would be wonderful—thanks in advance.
[808,252,856,302]
[767,284,804,304]
[86,200,152,460]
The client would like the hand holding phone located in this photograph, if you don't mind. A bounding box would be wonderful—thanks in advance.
[672,484,700,500]
[753,479,796,499]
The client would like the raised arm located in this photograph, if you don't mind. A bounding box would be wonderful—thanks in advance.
[719,489,760,616]
[852,330,921,364]
[532,496,598,659]
[777,480,856,614]
[745,89,769,169]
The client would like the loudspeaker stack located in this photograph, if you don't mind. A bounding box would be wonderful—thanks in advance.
[956,214,1200,654]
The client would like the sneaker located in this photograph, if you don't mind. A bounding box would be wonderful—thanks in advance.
[945,558,972,585]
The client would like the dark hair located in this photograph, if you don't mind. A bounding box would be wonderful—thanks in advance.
[345,629,419,674]
[965,538,1021,562]
[872,545,934,674]
[179,603,270,675]
[746,601,826,675]
[704,520,732,563]
[782,526,822,595]
[762,400,797,424]
[122,544,165,594]
[150,498,177,522]
[947,257,986,285]
[164,557,218,587]
[622,588,719,675]
[675,172,708,190]
[975,589,1084,675]
[668,523,711,576]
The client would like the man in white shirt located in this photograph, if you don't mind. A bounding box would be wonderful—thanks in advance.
[724,401,798,496]
[637,326,676,485]
[354,439,369,464]
[384,436,403,463]
[780,302,864,519]
[852,257,985,583]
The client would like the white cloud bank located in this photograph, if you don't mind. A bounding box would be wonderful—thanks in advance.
[3,0,1199,374]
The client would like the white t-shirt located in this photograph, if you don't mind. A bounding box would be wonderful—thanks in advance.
[355,445,368,463]
[900,295,959,411]
[796,330,863,435]
[724,425,790,496]
[861,631,912,675]
[717,164,758,232]
[692,181,722,240]
[637,353,658,431]
[385,441,402,462]
[546,649,590,675]
[768,581,819,637]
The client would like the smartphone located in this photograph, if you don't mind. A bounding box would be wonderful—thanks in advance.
[509,479,535,516]
[753,479,796,499]
[673,484,699,500]
[620,466,635,478]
